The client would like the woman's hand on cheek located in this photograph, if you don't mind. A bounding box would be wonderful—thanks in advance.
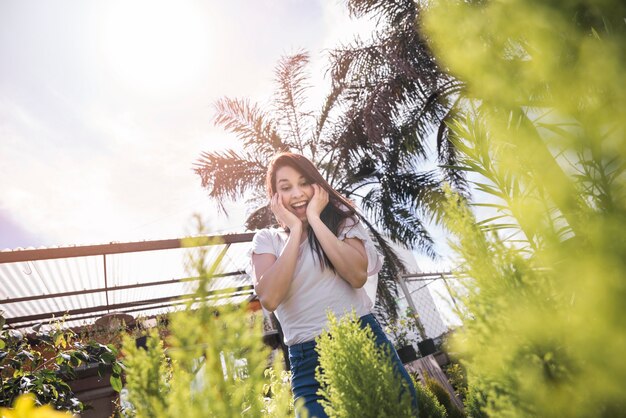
[306,184,328,221]
[271,193,302,230]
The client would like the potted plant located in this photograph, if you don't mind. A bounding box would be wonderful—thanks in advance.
[386,316,418,364]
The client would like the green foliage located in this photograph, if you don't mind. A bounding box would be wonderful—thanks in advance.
[424,375,465,418]
[385,307,425,348]
[443,362,467,401]
[122,305,288,418]
[413,376,448,418]
[261,366,295,418]
[463,385,488,418]
[315,311,414,418]
[120,330,170,417]
[423,0,626,417]
[121,230,293,418]
[0,393,73,417]
[0,319,123,414]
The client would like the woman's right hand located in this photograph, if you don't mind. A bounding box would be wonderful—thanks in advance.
[270,193,302,231]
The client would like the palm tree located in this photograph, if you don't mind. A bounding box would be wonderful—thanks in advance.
[328,0,467,196]
[194,52,448,320]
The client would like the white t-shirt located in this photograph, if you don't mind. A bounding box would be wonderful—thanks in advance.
[251,217,383,346]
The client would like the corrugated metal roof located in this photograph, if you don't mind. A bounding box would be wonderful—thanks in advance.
[0,233,256,330]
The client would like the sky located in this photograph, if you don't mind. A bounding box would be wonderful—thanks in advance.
[0,0,454,271]
[0,0,460,326]
[0,0,372,247]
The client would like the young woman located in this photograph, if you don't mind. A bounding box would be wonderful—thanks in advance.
[251,152,418,417]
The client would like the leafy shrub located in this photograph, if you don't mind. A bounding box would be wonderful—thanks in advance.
[443,362,467,401]
[423,375,465,418]
[0,316,122,414]
[412,375,447,418]
[121,303,294,418]
[423,0,626,416]
[261,367,294,418]
[120,232,293,418]
[315,311,414,418]
[0,393,72,417]
[463,384,488,418]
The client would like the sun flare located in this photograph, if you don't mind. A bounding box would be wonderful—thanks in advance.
[98,0,213,96]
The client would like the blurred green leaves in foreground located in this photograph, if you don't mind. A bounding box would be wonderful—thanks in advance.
[423,0,625,417]
[120,228,294,418]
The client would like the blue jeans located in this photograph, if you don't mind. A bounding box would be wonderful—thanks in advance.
[288,313,419,418]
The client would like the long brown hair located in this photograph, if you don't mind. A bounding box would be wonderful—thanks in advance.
[266,152,357,272]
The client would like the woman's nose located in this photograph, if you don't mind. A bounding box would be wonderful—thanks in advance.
[291,187,304,198]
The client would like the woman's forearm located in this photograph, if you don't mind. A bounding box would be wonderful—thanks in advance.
[308,217,367,288]
[254,226,302,311]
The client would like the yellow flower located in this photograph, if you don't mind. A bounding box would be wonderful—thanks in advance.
[0,394,72,418]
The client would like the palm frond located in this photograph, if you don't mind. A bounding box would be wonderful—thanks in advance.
[361,188,436,257]
[273,51,314,155]
[382,170,447,221]
[193,149,267,211]
[213,97,288,157]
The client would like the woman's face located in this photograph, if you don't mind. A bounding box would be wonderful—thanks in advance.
[274,165,314,222]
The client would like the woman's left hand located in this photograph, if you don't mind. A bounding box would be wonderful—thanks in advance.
[306,184,329,220]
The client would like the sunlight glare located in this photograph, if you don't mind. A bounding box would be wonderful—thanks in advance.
[98,0,213,96]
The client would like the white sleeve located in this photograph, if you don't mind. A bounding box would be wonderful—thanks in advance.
[251,229,276,256]
[338,217,383,277]
[248,229,278,282]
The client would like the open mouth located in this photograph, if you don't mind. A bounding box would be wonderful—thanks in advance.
[291,201,308,211]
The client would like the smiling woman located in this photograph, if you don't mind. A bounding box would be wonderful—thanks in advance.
[97,0,213,96]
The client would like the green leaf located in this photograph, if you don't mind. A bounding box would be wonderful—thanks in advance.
[112,362,122,375]
[74,350,90,362]
[70,353,80,367]
[110,374,123,392]
[100,352,116,364]
[98,363,107,376]
[476,214,509,226]
[53,333,66,348]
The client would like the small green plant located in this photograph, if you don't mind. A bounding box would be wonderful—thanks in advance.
[0,393,73,417]
[261,366,294,418]
[463,384,489,418]
[315,311,414,418]
[0,315,122,414]
[120,329,170,417]
[120,222,294,417]
[385,307,426,350]
[411,374,448,418]
[424,374,465,418]
[386,316,417,348]
[443,362,468,401]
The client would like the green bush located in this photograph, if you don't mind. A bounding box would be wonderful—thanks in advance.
[413,376,447,418]
[122,304,294,418]
[463,384,488,418]
[0,315,122,414]
[315,311,415,418]
[423,375,465,418]
[443,362,467,401]
[120,231,293,418]
[423,0,626,416]
[261,367,295,418]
